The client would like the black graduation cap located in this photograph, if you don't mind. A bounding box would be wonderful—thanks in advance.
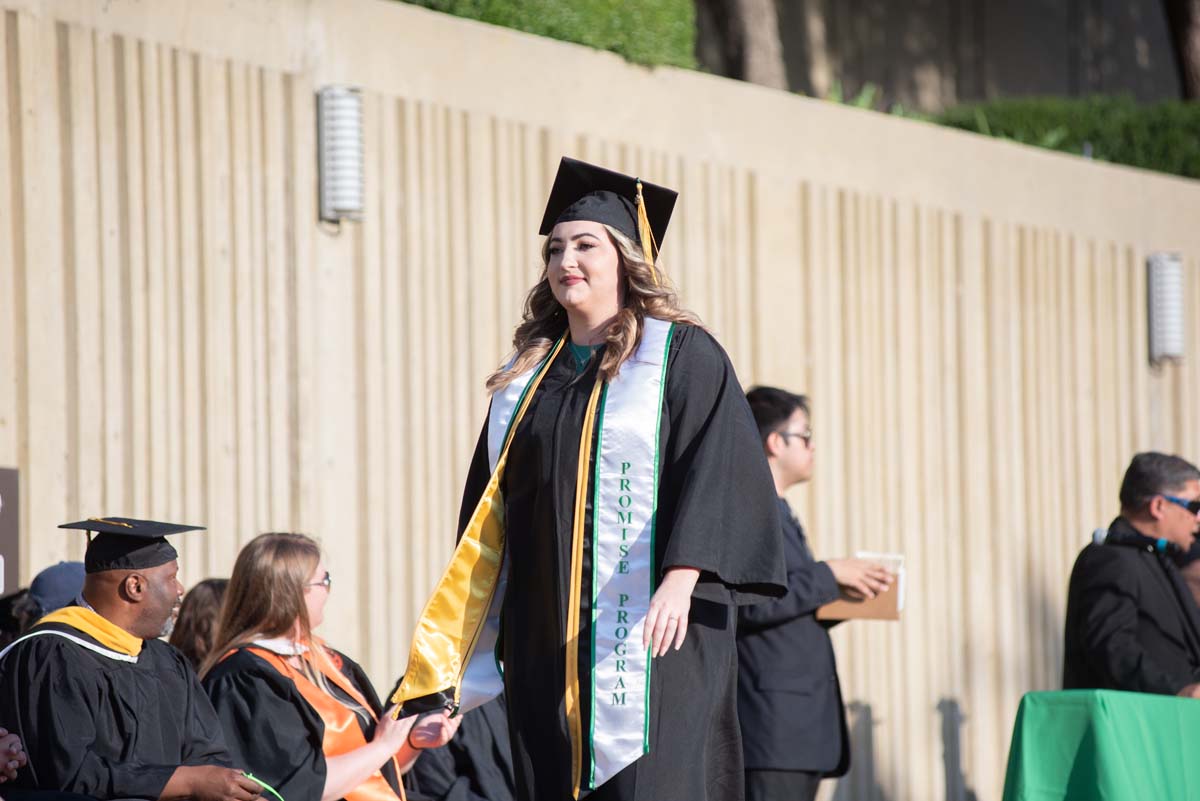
[538,157,678,261]
[59,517,205,574]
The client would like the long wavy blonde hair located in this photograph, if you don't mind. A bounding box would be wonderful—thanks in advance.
[486,225,702,392]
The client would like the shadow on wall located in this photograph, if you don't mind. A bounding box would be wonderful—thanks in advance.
[829,699,981,801]
[831,702,888,801]
[938,698,979,801]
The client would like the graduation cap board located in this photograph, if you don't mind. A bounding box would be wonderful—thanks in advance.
[59,517,205,574]
[538,157,678,283]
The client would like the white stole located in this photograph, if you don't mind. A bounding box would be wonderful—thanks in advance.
[456,318,675,788]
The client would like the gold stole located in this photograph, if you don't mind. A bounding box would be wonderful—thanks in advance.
[391,335,605,798]
[390,338,564,711]
[37,606,144,656]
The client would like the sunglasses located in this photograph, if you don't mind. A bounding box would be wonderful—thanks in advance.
[1162,495,1200,515]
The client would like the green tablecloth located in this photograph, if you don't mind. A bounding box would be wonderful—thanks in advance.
[1002,690,1200,801]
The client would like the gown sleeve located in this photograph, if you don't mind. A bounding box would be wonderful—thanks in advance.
[0,637,178,799]
[738,550,839,630]
[656,325,787,605]
[171,646,237,768]
[204,654,328,801]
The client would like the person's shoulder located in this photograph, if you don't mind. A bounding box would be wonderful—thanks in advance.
[0,626,109,687]
[4,622,109,658]
[0,626,74,661]
[202,647,289,689]
[1071,542,1144,585]
[321,646,375,691]
[142,638,195,672]
[663,322,733,378]
[323,645,364,674]
[143,637,187,659]
[666,322,723,357]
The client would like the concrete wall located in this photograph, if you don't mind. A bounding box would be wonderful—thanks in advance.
[2,0,1199,798]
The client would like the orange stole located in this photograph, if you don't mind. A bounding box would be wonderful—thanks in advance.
[246,647,405,801]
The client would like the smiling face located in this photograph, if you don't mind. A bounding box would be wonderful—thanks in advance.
[546,220,624,323]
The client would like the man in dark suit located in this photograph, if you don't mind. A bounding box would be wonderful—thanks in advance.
[736,388,893,801]
[1063,452,1200,697]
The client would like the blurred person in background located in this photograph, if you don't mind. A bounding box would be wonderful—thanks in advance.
[12,562,86,635]
[0,562,87,648]
[171,579,230,672]
[736,387,893,801]
[1180,540,1200,608]
[0,592,28,651]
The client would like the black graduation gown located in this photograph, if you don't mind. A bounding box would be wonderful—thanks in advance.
[405,696,515,801]
[0,621,232,799]
[204,647,406,801]
[458,324,786,801]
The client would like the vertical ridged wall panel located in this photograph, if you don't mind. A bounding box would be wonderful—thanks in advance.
[3,3,1200,799]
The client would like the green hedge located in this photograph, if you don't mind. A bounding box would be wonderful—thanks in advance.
[934,96,1200,180]
[401,0,696,68]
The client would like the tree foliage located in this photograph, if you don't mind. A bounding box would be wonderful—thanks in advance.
[935,96,1200,180]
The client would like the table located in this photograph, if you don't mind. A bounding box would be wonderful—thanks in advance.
[1002,690,1200,801]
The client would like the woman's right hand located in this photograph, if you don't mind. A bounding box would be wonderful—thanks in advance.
[373,705,415,753]
[407,710,461,750]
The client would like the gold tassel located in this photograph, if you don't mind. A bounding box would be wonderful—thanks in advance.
[635,179,660,287]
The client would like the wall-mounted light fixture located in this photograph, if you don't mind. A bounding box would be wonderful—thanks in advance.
[1147,252,1184,365]
[317,86,364,224]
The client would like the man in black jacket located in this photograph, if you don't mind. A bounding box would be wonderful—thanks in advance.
[736,388,893,801]
[1063,452,1200,697]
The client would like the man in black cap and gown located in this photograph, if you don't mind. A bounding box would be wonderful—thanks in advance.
[0,517,263,801]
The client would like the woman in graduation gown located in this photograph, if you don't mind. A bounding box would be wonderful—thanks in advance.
[397,158,787,801]
[202,533,459,801]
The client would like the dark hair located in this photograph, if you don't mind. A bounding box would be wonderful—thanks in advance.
[745,386,810,445]
[169,578,229,671]
[1119,452,1200,511]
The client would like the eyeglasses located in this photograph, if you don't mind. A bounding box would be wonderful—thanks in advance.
[1162,495,1200,515]
[306,571,332,589]
[778,429,813,447]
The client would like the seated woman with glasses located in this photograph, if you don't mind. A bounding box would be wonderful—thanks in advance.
[201,533,458,801]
